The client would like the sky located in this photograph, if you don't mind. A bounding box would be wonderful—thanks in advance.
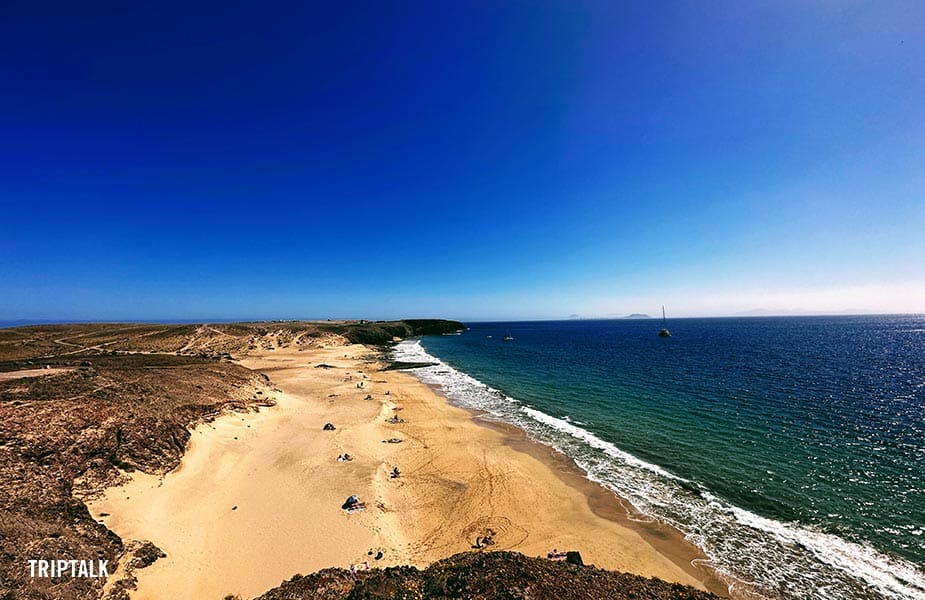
[1,1,923,322]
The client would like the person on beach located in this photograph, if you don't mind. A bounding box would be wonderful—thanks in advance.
[342,495,365,511]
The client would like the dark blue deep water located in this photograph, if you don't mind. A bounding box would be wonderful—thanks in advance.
[395,316,925,599]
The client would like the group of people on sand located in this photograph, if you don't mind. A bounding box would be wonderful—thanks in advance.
[328,365,407,523]
[473,529,496,549]
[348,547,385,572]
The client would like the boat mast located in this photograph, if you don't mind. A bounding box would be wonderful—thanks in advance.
[658,305,671,337]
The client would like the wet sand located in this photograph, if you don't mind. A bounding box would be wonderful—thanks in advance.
[89,343,727,599]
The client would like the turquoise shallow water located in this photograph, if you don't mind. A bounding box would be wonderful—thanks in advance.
[394,315,925,599]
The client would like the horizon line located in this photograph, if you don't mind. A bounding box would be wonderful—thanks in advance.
[2,312,923,329]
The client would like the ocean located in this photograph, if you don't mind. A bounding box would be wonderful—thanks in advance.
[392,315,925,599]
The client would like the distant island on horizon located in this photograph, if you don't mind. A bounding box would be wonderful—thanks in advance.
[553,310,917,322]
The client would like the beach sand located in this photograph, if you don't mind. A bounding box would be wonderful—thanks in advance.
[89,343,726,599]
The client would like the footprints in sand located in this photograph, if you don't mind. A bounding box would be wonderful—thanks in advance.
[243,345,531,573]
[462,516,529,550]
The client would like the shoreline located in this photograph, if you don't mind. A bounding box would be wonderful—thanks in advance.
[487,419,729,594]
[416,379,730,597]
[88,342,728,599]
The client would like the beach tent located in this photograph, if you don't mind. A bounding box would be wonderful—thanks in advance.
[342,495,360,509]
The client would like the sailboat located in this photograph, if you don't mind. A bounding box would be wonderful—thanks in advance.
[658,306,671,337]
[502,331,514,342]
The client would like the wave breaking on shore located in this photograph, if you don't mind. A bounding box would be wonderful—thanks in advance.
[392,339,925,600]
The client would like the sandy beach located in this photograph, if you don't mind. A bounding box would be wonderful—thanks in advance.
[89,342,726,599]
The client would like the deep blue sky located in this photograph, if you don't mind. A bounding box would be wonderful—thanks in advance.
[1,1,923,321]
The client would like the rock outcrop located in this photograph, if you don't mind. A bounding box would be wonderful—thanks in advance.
[254,551,723,600]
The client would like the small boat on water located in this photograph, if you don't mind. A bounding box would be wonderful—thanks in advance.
[658,306,671,337]
[502,332,514,342]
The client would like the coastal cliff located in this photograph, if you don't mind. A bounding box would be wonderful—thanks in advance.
[0,320,461,600]
[253,551,721,600]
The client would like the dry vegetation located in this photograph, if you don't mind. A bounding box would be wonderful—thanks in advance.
[0,320,462,600]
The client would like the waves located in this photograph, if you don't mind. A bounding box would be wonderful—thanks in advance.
[392,339,925,600]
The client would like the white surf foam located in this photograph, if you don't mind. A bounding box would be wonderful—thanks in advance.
[392,339,925,600]
[518,404,687,482]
